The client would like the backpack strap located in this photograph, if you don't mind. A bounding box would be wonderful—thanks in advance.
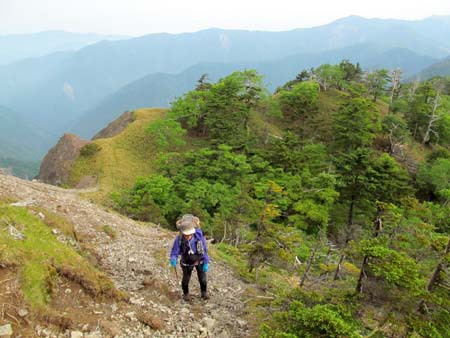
[195,232,205,255]
[179,232,205,256]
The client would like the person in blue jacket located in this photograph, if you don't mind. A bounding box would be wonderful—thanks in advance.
[170,214,210,300]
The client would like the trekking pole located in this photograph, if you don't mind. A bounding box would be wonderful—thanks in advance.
[173,265,179,282]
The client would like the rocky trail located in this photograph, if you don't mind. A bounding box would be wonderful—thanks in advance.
[0,174,256,338]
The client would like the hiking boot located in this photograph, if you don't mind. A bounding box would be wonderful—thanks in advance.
[182,294,191,301]
[201,291,210,300]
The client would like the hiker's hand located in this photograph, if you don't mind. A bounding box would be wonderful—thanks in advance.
[170,259,177,267]
[202,263,209,272]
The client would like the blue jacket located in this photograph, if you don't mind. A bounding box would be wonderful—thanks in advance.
[170,228,209,265]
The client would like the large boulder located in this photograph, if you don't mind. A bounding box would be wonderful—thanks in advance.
[92,110,134,140]
[37,133,89,185]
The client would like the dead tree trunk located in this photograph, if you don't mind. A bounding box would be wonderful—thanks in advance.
[221,221,227,243]
[418,236,450,312]
[333,254,346,280]
[422,91,441,145]
[388,69,401,114]
[334,196,356,280]
[300,239,321,287]
[427,237,449,292]
[356,213,383,293]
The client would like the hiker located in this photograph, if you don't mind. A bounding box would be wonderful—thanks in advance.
[170,214,210,300]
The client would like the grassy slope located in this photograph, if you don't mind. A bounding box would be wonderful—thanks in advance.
[69,108,166,202]
[0,203,118,310]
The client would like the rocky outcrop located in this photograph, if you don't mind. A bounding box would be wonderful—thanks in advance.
[92,110,134,140]
[37,133,89,185]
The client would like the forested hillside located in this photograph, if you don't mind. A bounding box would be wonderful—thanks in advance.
[2,15,449,158]
[71,45,436,139]
[83,61,450,337]
[416,57,450,80]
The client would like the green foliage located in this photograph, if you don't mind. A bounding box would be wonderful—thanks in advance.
[422,202,450,233]
[276,69,311,92]
[214,242,252,280]
[145,118,186,149]
[427,145,450,162]
[278,81,319,122]
[314,64,344,91]
[417,158,450,202]
[268,131,329,175]
[408,315,450,338]
[111,174,176,224]
[339,60,362,82]
[261,301,361,338]
[102,225,117,239]
[368,153,413,203]
[332,97,380,152]
[358,239,424,292]
[401,80,450,145]
[365,69,390,102]
[281,171,338,232]
[80,142,102,157]
[382,113,410,147]
[170,70,264,147]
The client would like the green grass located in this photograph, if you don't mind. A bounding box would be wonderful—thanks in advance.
[102,224,117,239]
[69,107,211,204]
[0,204,120,310]
[30,206,76,239]
[212,243,253,280]
[69,108,167,202]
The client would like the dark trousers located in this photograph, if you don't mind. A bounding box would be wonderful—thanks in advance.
[181,264,207,295]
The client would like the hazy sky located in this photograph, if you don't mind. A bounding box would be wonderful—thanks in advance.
[1,0,450,36]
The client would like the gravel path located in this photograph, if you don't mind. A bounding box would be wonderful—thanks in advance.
[0,174,254,338]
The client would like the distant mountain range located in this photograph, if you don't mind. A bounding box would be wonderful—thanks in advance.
[0,30,127,65]
[1,15,450,166]
[413,56,450,79]
[0,105,53,160]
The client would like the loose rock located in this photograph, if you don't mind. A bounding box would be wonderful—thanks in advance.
[137,312,164,330]
[100,320,121,337]
[18,309,29,317]
[70,331,83,338]
[0,324,12,337]
[202,317,216,331]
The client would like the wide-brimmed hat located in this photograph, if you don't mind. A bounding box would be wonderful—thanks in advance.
[176,214,200,235]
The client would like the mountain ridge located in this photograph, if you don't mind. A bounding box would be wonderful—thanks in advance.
[71,46,436,138]
[0,30,127,65]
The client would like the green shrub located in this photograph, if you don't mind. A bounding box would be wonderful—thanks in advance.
[102,225,117,239]
[261,301,361,338]
[80,143,102,157]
